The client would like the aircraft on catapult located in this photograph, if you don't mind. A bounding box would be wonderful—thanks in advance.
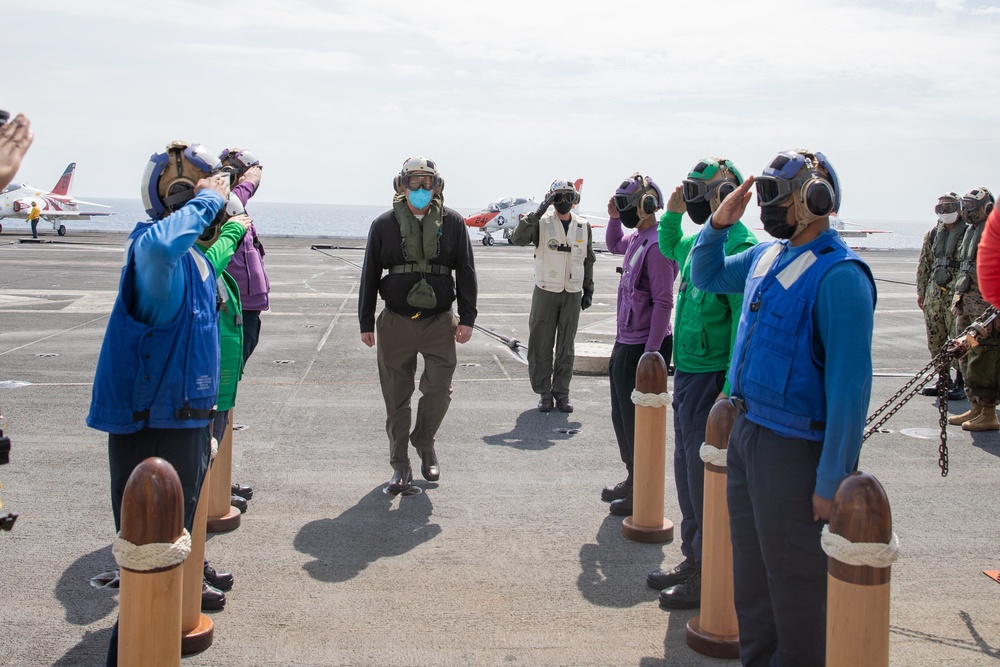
[0,163,112,236]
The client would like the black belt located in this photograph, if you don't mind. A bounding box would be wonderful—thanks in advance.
[133,405,217,422]
[388,263,452,276]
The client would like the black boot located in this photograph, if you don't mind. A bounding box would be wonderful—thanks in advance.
[947,371,966,401]
[388,464,413,494]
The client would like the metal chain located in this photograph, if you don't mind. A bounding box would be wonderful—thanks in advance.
[863,305,999,477]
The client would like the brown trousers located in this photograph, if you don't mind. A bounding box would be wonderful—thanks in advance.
[376,309,457,468]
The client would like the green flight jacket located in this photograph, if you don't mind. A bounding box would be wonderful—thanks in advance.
[657,211,757,395]
[200,220,247,412]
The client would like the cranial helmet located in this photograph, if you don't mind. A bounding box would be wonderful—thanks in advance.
[614,173,663,215]
[197,193,247,247]
[219,148,260,175]
[935,192,962,223]
[141,141,222,220]
[754,150,840,237]
[683,157,744,211]
[961,186,994,225]
[547,179,580,205]
[393,156,444,195]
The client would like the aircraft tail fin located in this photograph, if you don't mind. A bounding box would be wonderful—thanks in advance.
[51,163,76,196]
[573,178,584,209]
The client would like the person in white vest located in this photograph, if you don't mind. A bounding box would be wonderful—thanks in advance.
[511,179,595,412]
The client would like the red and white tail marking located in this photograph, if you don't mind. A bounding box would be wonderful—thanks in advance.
[50,163,76,196]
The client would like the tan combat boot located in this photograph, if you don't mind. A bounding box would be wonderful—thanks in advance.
[949,403,983,426]
[964,404,1000,431]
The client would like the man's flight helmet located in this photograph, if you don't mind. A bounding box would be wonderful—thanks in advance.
[393,156,444,195]
[935,192,962,224]
[682,158,744,210]
[961,186,994,225]
[141,141,222,220]
[614,173,663,215]
[547,179,580,206]
[755,149,840,230]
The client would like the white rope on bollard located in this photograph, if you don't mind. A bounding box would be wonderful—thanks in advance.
[821,525,899,568]
[699,443,728,467]
[631,390,671,408]
[113,529,192,571]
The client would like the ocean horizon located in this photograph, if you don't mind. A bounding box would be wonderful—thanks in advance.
[10,197,930,249]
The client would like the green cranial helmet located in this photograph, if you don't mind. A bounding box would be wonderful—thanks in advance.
[682,157,744,222]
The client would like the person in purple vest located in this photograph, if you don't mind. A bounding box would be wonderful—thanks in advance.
[601,173,678,517]
[219,148,268,507]
[690,150,876,667]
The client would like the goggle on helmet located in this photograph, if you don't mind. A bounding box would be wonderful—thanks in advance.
[141,141,222,219]
[614,173,664,213]
[682,158,744,204]
[547,179,580,206]
[754,150,841,214]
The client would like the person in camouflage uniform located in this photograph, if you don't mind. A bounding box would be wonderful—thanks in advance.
[916,192,966,400]
[949,187,1000,431]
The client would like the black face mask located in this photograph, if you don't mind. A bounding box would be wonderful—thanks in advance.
[687,200,712,225]
[619,206,640,229]
[554,201,573,215]
[760,204,794,239]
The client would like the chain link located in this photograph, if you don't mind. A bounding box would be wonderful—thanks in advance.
[863,305,998,477]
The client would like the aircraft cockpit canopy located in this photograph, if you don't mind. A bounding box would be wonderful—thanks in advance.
[3,183,23,193]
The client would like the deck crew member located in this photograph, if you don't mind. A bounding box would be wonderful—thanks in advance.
[690,149,875,667]
[649,158,757,610]
[511,179,595,413]
[27,201,41,239]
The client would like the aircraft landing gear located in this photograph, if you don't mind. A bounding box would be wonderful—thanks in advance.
[503,229,514,245]
[57,225,66,237]
[481,235,494,246]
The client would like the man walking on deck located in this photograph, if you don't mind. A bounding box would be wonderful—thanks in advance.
[359,157,478,493]
[27,201,40,238]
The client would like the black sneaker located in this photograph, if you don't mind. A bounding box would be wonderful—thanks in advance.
[601,478,632,502]
[647,559,699,591]
[659,570,701,610]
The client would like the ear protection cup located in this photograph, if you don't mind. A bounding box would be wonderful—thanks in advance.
[393,174,404,194]
[394,171,443,195]
[640,192,657,215]
[797,156,836,217]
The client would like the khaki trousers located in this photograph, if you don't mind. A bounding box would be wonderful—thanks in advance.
[376,309,457,468]
[527,286,582,398]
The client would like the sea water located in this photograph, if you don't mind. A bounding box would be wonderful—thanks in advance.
[22,197,928,249]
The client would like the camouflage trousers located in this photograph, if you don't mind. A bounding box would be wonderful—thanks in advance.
[922,284,956,367]
[954,289,1000,405]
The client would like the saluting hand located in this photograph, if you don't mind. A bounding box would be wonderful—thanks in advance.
[606,196,619,220]
[666,185,686,214]
[0,114,33,191]
[239,166,262,189]
[711,175,754,229]
[230,214,253,232]
[196,173,231,201]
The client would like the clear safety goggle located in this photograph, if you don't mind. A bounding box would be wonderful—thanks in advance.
[934,200,961,215]
[403,173,437,191]
[682,178,737,204]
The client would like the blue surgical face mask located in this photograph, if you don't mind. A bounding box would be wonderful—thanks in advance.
[407,188,433,210]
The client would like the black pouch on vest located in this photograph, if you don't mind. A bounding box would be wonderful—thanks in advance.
[407,278,438,309]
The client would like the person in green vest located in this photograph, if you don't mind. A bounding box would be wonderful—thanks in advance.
[648,157,757,609]
[195,203,252,609]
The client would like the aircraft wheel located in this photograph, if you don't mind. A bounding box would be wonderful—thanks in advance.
[487,236,495,246]
[58,225,67,236]
[481,237,489,246]
[507,237,513,245]
[0,223,3,233]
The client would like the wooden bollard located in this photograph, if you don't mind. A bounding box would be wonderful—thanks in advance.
[207,410,240,533]
[181,465,214,654]
[622,351,674,544]
[117,457,186,667]
[826,471,894,667]
[687,398,739,658]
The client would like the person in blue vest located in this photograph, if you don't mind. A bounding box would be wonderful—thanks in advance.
[690,150,876,667]
[87,140,230,667]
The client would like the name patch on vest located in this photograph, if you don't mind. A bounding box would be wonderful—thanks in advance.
[776,251,818,289]
[752,244,783,279]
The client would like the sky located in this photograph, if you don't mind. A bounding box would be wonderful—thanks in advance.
[6,0,1000,223]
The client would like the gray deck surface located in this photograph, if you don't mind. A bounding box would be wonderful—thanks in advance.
[0,231,997,666]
